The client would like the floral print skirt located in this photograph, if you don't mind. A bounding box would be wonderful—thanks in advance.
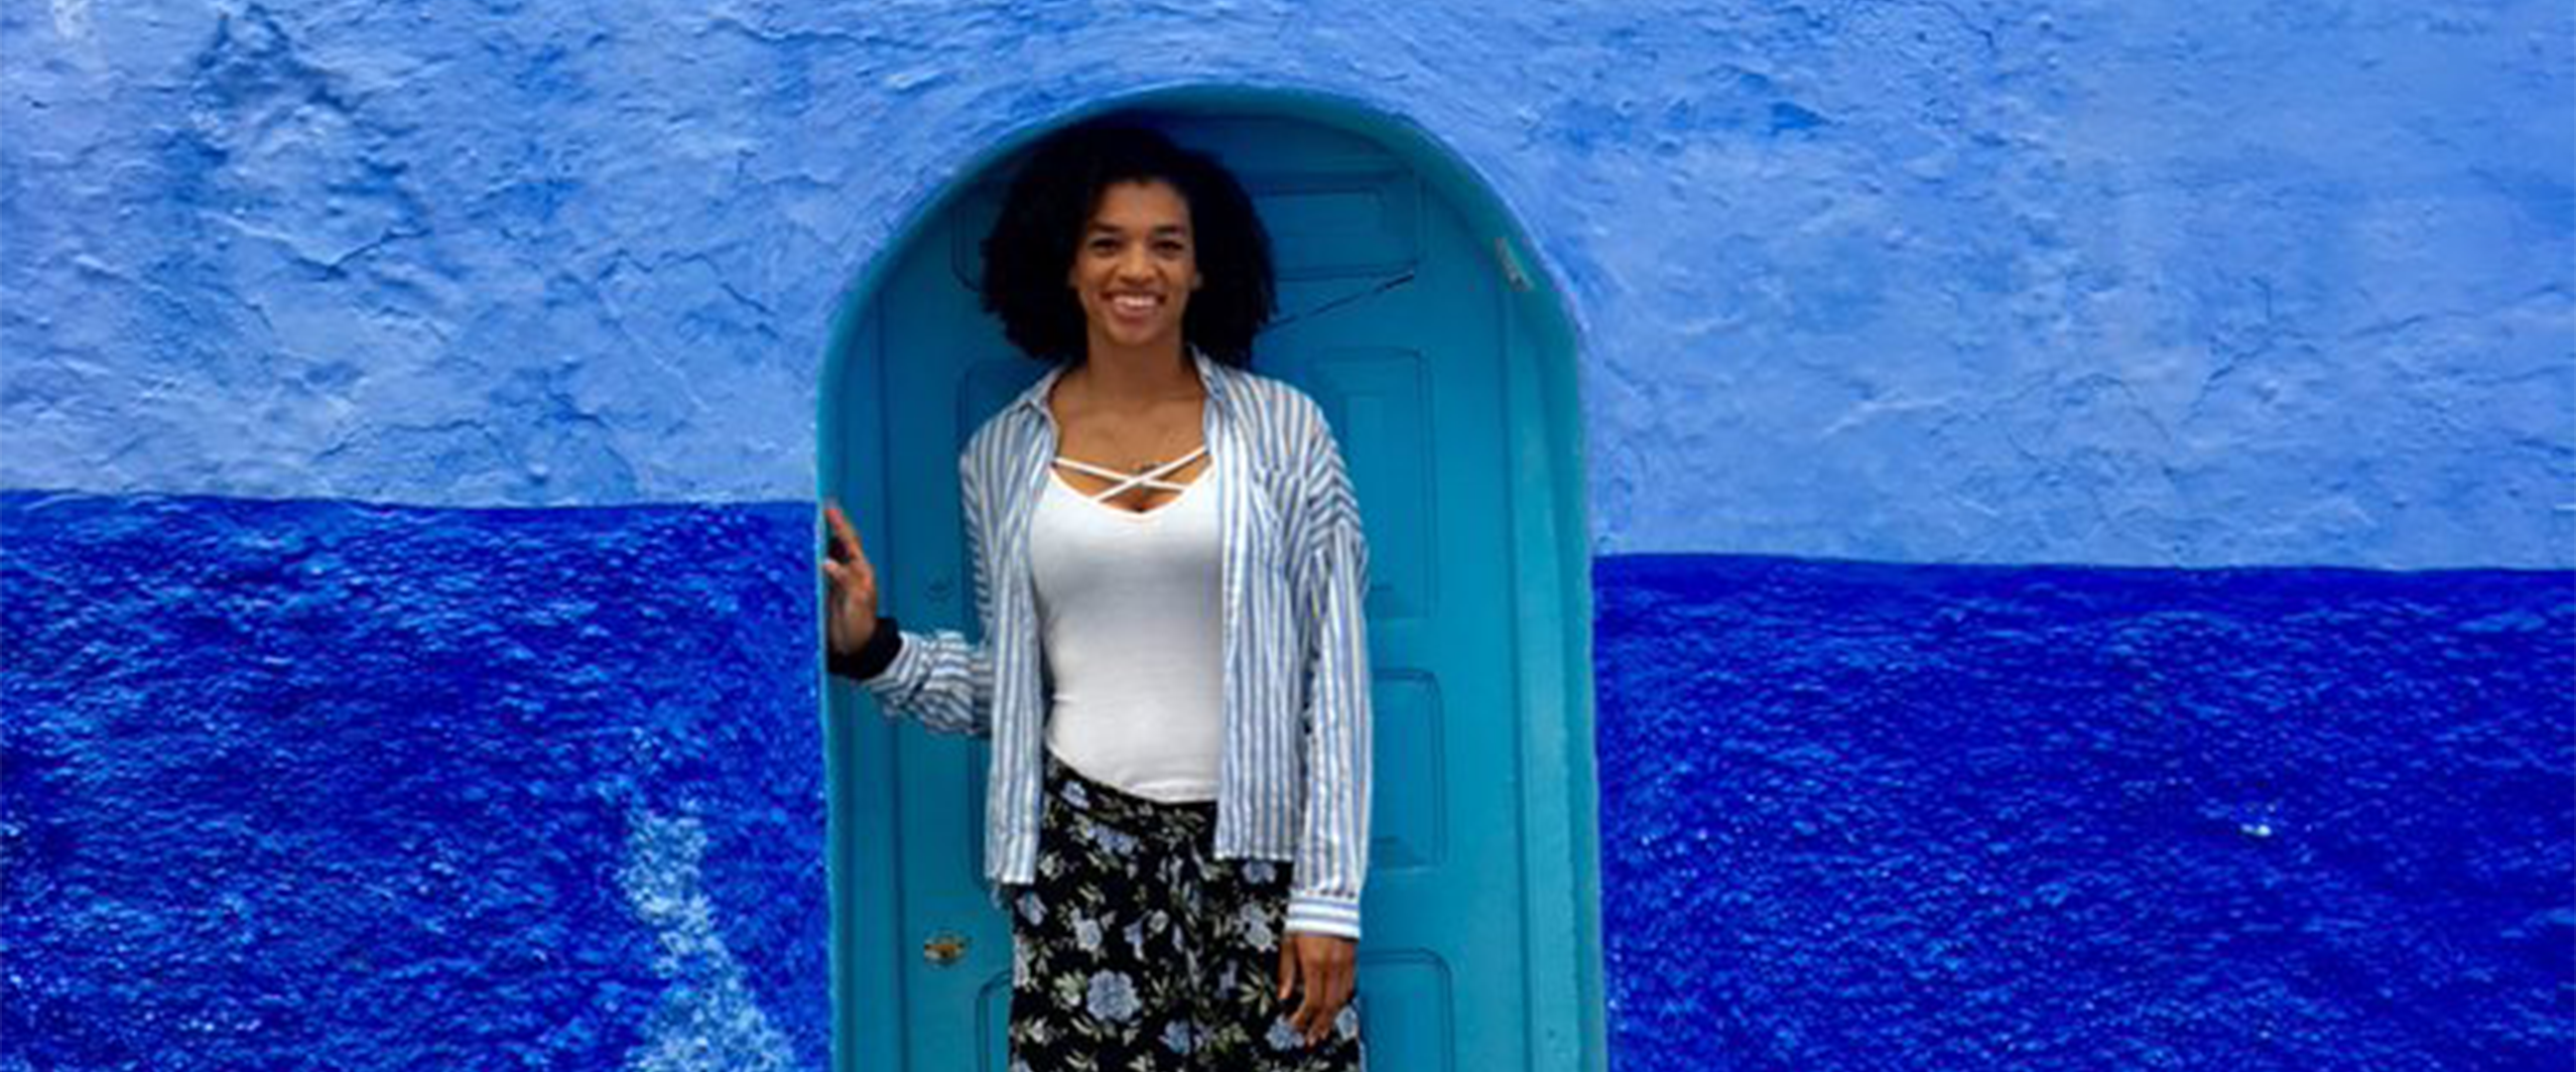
[1007,750,1365,1071]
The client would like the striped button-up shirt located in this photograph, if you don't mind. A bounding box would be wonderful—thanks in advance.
[859,349,1375,940]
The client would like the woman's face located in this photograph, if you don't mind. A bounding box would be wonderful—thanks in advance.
[1067,179,1203,355]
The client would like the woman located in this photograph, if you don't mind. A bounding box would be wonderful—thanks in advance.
[820,119,1372,1070]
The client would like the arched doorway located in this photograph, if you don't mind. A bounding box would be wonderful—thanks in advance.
[819,88,1601,1072]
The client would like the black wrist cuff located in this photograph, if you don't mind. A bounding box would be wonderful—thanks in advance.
[828,615,902,681]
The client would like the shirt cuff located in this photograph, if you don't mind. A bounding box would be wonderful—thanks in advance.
[1283,892,1362,942]
[826,616,902,681]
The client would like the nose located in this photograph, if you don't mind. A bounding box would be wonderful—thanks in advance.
[1113,243,1155,282]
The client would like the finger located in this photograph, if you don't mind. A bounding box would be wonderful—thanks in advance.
[825,507,855,562]
[1301,965,1331,1042]
[1288,989,1314,1041]
[1276,941,1298,1004]
[825,502,864,562]
[821,559,848,587]
[1320,965,1353,1040]
[1295,950,1330,1038]
[1305,961,1343,1041]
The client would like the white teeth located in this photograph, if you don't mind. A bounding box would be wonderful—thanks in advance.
[1111,295,1159,312]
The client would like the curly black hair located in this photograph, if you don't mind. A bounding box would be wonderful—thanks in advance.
[978,119,1276,366]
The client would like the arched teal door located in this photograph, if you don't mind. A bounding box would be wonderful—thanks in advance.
[824,95,1602,1072]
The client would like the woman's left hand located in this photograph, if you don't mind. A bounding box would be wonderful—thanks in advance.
[1276,932,1357,1044]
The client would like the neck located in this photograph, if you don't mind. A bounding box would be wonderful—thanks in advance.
[1074,335,1198,403]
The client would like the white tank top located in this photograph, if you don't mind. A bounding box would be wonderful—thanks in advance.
[1029,446,1224,803]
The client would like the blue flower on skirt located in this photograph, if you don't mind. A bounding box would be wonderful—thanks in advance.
[1095,825,1138,857]
[1072,913,1102,953]
[1086,970,1141,1023]
[1161,1019,1196,1054]
[1062,780,1090,809]
[1017,891,1046,925]
[1266,1016,1306,1051]
[1237,901,1275,950]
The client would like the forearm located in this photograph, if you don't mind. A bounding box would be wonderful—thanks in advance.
[839,621,995,738]
[1286,727,1369,940]
[1286,523,1373,941]
[1287,678,1371,939]
[826,614,905,681]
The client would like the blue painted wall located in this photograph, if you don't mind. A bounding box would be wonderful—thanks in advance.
[4,0,2566,566]
[2,492,829,1070]
[1596,555,2571,1070]
[3,1,2569,1070]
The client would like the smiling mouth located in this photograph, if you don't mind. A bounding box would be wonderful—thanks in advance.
[1109,294,1163,314]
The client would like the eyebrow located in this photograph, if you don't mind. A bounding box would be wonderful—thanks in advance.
[1085,222,1192,236]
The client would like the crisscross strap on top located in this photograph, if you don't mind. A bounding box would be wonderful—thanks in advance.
[1051,444,1209,503]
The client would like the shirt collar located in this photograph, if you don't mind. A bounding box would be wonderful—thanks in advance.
[1009,344,1234,419]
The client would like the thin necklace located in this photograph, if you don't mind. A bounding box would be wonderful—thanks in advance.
[1062,367,1203,473]
[1118,430,1197,473]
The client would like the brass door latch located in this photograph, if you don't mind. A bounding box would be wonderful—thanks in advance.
[922,932,968,966]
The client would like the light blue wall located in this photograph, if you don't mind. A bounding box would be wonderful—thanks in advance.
[6,1,2566,567]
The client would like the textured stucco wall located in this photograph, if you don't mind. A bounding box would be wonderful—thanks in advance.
[11,494,2566,1071]
[4,2,2571,1071]
[1,492,829,1071]
[1596,555,2572,1071]
[4,0,2568,567]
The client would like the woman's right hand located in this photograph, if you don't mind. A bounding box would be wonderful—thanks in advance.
[820,500,880,656]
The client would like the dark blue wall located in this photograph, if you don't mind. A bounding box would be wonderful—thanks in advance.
[11,493,2568,1069]
[1,491,829,1071]
[1596,555,2573,1070]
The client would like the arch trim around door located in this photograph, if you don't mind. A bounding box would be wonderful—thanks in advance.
[817,85,1602,1072]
